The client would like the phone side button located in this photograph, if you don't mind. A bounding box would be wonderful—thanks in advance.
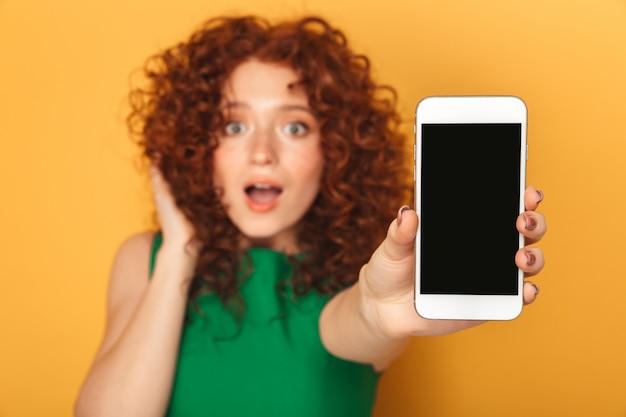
[526,144,529,161]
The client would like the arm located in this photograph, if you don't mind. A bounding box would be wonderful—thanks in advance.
[320,187,547,372]
[75,167,197,417]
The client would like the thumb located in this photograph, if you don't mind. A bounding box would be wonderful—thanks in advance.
[382,206,418,260]
[362,205,418,298]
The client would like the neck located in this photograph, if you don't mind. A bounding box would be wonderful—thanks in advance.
[239,236,300,255]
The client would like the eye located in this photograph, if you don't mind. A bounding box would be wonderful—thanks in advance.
[283,121,308,136]
[224,121,247,135]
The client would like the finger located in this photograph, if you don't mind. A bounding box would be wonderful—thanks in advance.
[522,281,540,305]
[149,163,168,195]
[149,163,179,209]
[149,164,181,225]
[359,207,417,298]
[515,246,545,277]
[524,186,544,211]
[516,210,547,245]
[382,206,419,260]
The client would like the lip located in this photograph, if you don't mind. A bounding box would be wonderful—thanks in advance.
[244,178,283,213]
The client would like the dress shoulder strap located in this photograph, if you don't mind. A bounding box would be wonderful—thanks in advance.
[148,231,163,278]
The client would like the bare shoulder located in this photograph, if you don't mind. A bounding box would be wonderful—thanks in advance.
[113,231,156,268]
[119,231,155,251]
[108,231,156,308]
[95,231,157,358]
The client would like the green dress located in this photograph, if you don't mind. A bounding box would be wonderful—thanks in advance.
[149,233,379,417]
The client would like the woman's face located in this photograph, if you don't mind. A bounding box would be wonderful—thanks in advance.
[213,60,324,253]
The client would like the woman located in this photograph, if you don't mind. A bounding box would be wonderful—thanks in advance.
[75,15,546,417]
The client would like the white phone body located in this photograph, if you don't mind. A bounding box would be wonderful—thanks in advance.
[414,96,527,320]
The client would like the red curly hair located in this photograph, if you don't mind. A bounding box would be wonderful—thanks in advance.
[128,15,411,303]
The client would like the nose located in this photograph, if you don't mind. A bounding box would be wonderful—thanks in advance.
[249,127,277,165]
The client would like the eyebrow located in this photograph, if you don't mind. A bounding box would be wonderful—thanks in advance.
[221,102,315,115]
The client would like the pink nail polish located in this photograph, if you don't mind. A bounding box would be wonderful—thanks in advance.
[524,214,537,231]
[532,283,540,295]
[536,190,544,204]
[397,205,410,226]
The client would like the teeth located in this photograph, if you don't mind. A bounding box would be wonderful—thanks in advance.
[253,184,272,189]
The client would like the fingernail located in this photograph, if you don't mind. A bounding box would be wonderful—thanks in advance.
[523,213,537,231]
[397,205,410,226]
[532,283,540,295]
[536,190,544,204]
[525,250,536,266]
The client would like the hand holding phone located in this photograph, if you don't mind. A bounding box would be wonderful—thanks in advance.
[414,96,527,320]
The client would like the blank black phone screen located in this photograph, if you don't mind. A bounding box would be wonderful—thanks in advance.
[419,123,522,295]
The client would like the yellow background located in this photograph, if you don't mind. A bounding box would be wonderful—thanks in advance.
[1,0,625,416]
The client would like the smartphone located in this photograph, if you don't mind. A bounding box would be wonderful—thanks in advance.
[414,96,527,320]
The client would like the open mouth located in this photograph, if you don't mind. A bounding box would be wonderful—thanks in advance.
[245,183,282,211]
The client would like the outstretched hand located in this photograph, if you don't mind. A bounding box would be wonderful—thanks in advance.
[359,187,546,339]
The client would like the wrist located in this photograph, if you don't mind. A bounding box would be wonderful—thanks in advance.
[154,242,197,284]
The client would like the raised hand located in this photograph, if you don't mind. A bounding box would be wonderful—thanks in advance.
[149,164,199,260]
